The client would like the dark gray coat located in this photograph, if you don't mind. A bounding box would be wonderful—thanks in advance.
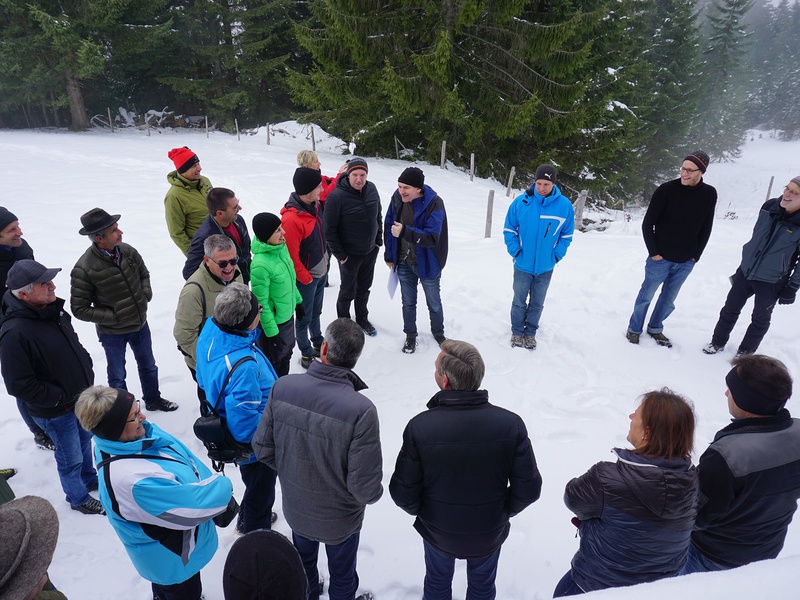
[740,198,800,289]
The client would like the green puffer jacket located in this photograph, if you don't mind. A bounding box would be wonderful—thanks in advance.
[250,237,303,337]
[164,170,213,255]
[70,243,152,335]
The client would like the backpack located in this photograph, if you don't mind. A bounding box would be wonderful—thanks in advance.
[193,355,255,472]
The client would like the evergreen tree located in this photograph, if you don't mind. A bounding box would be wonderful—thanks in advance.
[690,0,754,160]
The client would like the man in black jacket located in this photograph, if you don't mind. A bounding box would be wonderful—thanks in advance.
[389,339,542,600]
[703,175,800,355]
[0,207,54,450]
[683,354,800,573]
[0,260,104,515]
[183,187,252,283]
[323,158,382,336]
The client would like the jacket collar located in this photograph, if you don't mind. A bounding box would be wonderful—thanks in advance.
[714,408,793,441]
[426,389,489,409]
[307,360,368,391]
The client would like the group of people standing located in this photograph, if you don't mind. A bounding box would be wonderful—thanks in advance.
[1,143,800,600]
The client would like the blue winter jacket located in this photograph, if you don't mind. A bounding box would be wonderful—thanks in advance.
[383,185,448,279]
[195,317,278,464]
[93,422,232,585]
[503,184,574,276]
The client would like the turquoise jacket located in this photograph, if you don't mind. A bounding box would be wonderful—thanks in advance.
[250,237,303,337]
[93,422,232,585]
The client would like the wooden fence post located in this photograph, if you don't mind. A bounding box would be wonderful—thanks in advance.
[107,108,114,133]
[470,153,475,182]
[205,116,209,138]
[505,167,516,196]
[766,175,775,202]
[266,123,271,145]
[574,189,588,231]
[311,126,316,151]
[235,119,240,141]
[394,137,400,160]
[485,190,495,238]
[145,116,150,137]
[440,141,446,169]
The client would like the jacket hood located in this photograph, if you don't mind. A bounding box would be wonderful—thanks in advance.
[426,389,489,409]
[307,359,368,391]
[251,236,285,255]
[283,193,317,216]
[166,170,204,190]
[524,183,566,206]
[1,292,65,323]
[199,317,261,363]
[93,421,173,455]
[612,448,697,521]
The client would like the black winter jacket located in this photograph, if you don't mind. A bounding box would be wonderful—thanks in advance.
[565,448,699,593]
[323,176,382,259]
[692,410,800,568]
[182,215,252,283]
[389,389,542,558]
[0,293,93,418]
[0,239,34,289]
[740,198,800,289]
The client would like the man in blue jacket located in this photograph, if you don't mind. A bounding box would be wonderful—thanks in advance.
[384,167,448,354]
[503,164,574,350]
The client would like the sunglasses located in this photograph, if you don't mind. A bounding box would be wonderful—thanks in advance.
[210,256,239,269]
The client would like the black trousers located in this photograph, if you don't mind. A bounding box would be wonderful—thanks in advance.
[152,572,202,600]
[336,245,379,322]
[711,269,783,353]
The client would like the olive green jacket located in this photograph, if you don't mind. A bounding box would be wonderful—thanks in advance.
[164,170,213,255]
[70,243,152,335]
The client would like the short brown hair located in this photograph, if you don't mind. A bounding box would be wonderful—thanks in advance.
[635,388,695,460]
[206,187,236,216]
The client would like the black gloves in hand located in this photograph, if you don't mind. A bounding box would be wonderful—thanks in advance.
[213,496,239,528]
[779,287,797,305]
[295,304,306,320]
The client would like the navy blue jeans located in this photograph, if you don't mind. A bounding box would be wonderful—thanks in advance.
[97,321,161,402]
[423,539,501,600]
[679,544,725,575]
[553,570,584,597]
[17,398,44,435]
[32,411,96,507]
[510,268,553,337]
[627,257,695,334]
[293,531,360,600]
[296,274,327,356]
[397,263,444,336]
[238,461,277,533]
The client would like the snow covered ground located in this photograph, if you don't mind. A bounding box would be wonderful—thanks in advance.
[1,124,799,598]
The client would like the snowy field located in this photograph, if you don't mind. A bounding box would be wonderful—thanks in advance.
[1,124,799,599]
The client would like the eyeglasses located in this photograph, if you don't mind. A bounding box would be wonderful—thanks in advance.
[126,400,141,423]
[209,256,239,269]
[680,166,700,174]
[784,186,800,198]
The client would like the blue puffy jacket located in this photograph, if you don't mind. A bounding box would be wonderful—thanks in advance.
[195,317,278,464]
[503,184,574,276]
[383,184,448,279]
[93,422,232,585]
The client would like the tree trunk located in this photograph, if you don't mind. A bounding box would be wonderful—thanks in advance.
[65,73,90,131]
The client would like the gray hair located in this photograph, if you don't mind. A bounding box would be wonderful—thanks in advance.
[324,318,365,369]
[297,150,319,167]
[75,385,119,432]
[204,234,235,258]
[10,283,34,298]
[437,340,485,391]
[214,282,253,327]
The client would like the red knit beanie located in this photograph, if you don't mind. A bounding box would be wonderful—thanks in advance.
[168,147,199,173]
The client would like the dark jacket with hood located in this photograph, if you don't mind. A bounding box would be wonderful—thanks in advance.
[565,448,699,593]
[323,175,382,259]
[692,409,800,568]
[0,292,93,418]
[740,197,800,290]
[389,389,542,558]
[182,214,252,284]
[383,185,448,280]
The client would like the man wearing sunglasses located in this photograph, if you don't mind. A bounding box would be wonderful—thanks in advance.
[174,234,242,405]
[183,187,252,284]
[626,150,717,348]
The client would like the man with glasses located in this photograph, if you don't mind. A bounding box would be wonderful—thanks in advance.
[174,234,242,404]
[0,260,103,515]
[703,176,800,355]
[626,150,717,348]
[183,187,252,284]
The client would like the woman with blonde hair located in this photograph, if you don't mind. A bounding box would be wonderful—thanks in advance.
[554,388,699,597]
[296,150,347,203]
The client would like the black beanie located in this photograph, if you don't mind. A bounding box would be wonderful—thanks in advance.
[0,206,19,232]
[535,164,557,183]
[252,212,282,242]
[398,167,425,189]
[223,530,307,600]
[293,167,323,195]
[91,389,136,441]
[346,157,368,175]
[684,150,710,173]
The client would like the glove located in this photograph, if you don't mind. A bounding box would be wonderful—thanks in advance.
[295,304,306,320]
[213,496,240,528]
[778,287,796,305]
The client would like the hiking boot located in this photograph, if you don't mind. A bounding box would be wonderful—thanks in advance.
[0,468,17,481]
[72,497,105,515]
[145,397,179,412]
[510,334,523,348]
[647,332,672,348]
[236,511,244,534]
[271,511,278,525]
[736,348,753,358]
[402,335,417,354]
[312,345,321,358]
[702,342,724,355]
[433,332,446,346]
[300,355,315,369]
[357,320,377,337]
[34,431,56,451]
[523,335,537,350]
[356,593,375,600]
[626,331,640,345]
